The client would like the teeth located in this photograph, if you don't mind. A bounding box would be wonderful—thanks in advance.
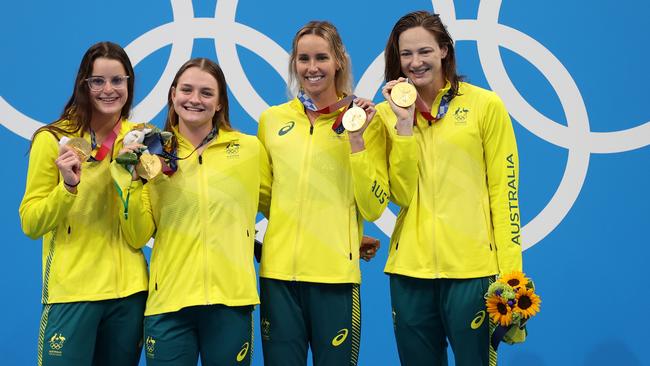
[185,107,203,112]
[307,76,323,81]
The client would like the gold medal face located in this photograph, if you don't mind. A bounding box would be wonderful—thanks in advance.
[342,106,366,132]
[390,82,417,108]
[136,154,162,180]
[65,137,92,162]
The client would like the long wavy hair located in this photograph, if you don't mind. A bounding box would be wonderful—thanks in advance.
[32,41,135,142]
[384,11,463,96]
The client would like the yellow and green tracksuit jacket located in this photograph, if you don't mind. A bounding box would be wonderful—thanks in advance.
[112,127,272,316]
[378,82,523,279]
[19,119,148,304]
[257,98,392,284]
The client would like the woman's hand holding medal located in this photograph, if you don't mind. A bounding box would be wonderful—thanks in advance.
[382,77,416,136]
[118,143,163,181]
[117,126,169,181]
[346,97,376,153]
[118,143,146,180]
[57,137,91,193]
[118,143,162,180]
[56,145,82,193]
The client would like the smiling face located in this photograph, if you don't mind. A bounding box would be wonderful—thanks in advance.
[294,34,338,101]
[88,57,129,120]
[171,66,221,130]
[398,26,448,92]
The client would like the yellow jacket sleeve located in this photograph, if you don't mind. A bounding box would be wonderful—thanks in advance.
[19,131,77,239]
[110,161,155,249]
[481,93,523,275]
[257,123,272,218]
[375,104,419,208]
[349,116,389,221]
[387,133,418,208]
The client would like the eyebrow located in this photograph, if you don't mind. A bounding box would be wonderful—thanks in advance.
[298,52,330,57]
[178,83,215,90]
[400,46,434,52]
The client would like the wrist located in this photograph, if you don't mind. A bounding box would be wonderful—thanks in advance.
[395,120,413,136]
[64,179,80,188]
[348,135,365,153]
[395,126,413,136]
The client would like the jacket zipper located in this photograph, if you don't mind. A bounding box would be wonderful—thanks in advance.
[198,153,211,303]
[429,121,440,278]
[109,172,122,296]
[292,121,315,279]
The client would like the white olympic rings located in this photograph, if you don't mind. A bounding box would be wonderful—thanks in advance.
[1,0,648,250]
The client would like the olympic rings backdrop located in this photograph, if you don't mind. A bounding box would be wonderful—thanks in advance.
[1,1,649,365]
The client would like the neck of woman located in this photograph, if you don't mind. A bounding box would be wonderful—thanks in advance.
[179,120,214,149]
[304,88,339,125]
[90,113,120,141]
[308,88,339,110]
[418,77,446,107]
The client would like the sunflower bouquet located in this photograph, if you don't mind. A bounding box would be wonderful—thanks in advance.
[485,271,541,349]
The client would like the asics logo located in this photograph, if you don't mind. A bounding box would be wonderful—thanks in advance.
[470,310,486,330]
[331,329,349,347]
[278,121,295,136]
[236,342,249,362]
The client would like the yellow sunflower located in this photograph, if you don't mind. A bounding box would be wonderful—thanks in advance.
[486,296,513,326]
[514,287,541,318]
[499,271,529,290]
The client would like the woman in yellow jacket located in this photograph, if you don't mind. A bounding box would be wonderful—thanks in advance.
[377,11,523,366]
[113,58,271,366]
[256,21,410,366]
[19,41,148,366]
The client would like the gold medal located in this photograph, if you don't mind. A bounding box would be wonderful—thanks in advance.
[342,106,366,132]
[390,82,417,108]
[65,137,92,162]
[136,154,162,180]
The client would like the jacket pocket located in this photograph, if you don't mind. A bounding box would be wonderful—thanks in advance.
[348,205,358,260]
[481,196,495,250]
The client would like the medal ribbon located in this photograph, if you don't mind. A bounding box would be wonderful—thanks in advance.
[413,88,454,125]
[297,90,356,134]
[116,124,218,218]
[90,118,122,161]
[150,126,219,175]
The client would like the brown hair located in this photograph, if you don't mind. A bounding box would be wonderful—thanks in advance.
[163,58,233,133]
[288,20,352,97]
[32,41,135,142]
[163,58,233,152]
[384,11,462,96]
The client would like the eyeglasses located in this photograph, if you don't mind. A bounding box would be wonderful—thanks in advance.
[85,75,130,91]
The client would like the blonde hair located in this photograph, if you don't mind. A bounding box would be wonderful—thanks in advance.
[287,20,352,98]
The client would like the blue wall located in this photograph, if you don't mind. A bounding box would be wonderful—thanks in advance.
[1,1,649,365]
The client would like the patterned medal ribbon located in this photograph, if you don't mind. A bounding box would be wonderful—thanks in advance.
[89,117,122,161]
[297,90,356,134]
[154,126,219,175]
[115,125,218,219]
[413,88,455,126]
